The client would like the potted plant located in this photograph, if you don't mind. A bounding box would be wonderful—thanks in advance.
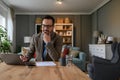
[0,25,11,53]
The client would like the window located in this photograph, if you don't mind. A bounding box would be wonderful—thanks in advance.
[0,1,13,42]
[0,14,6,28]
[0,14,6,43]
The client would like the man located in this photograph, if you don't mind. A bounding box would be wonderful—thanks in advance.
[20,15,63,61]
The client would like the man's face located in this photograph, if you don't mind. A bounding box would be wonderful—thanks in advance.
[42,19,54,35]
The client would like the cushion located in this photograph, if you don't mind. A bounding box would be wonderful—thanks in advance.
[61,48,69,58]
[69,50,79,58]
[21,47,30,56]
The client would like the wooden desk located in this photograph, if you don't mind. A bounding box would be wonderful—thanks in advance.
[0,62,90,80]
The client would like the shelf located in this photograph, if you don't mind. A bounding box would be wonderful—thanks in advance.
[63,42,72,45]
[55,29,72,31]
[61,35,72,37]
[55,23,73,25]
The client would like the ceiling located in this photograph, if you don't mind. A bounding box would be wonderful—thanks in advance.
[2,0,110,15]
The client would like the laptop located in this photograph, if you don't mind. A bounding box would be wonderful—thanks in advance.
[0,54,35,66]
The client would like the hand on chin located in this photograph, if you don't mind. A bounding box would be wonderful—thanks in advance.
[43,31,51,43]
[43,31,50,35]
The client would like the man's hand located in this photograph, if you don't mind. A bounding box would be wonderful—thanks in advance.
[20,55,28,62]
[43,33,51,43]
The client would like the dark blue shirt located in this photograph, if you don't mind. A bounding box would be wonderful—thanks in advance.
[42,41,47,60]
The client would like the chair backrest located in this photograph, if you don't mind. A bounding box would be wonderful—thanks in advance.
[79,52,86,61]
[72,47,80,51]
[111,42,120,63]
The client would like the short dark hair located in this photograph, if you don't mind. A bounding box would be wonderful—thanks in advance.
[42,15,55,25]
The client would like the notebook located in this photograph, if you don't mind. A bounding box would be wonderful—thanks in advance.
[0,54,35,66]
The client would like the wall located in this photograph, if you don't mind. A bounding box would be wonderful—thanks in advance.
[16,15,35,52]
[92,0,120,41]
[15,15,92,59]
[80,15,92,54]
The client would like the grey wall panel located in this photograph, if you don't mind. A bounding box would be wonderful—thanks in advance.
[29,15,36,36]
[80,15,92,60]
[91,12,99,43]
[73,16,81,47]
[16,15,29,52]
[96,0,120,40]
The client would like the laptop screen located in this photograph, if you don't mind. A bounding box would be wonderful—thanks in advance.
[0,54,35,66]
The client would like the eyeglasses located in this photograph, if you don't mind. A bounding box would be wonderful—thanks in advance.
[42,24,53,28]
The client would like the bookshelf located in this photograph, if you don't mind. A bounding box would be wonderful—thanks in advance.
[54,23,73,46]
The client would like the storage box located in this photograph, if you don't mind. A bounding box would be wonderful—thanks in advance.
[64,17,70,23]
[56,18,64,23]
[55,25,63,30]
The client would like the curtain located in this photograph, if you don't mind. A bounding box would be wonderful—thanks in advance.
[0,1,7,18]
[0,1,14,42]
[0,1,15,52]
[7,8,14,42]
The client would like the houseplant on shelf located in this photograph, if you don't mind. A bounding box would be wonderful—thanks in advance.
[0,25,11,53]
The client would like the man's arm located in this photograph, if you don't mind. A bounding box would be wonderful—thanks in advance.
[46,36,63,61]
[27,34,36,60]
[20,34,36,62]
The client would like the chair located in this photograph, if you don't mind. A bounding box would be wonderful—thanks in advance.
[60,45,86,71]
[72,52,86,71]
[87,42,120,80]
[70,47,80,51]
[68,46,86,71]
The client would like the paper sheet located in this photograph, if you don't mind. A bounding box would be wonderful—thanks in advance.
[36,61,56,66]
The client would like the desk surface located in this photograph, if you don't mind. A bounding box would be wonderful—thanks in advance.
[0,62,90,80]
